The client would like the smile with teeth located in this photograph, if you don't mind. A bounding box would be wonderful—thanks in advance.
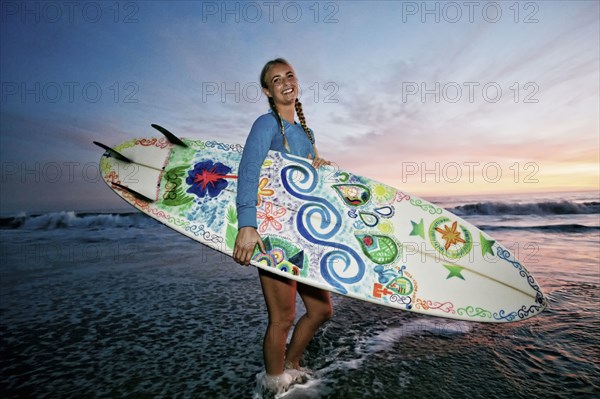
[282,88,294,95]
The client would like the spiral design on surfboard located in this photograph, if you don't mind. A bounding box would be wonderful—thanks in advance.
[281,154,318,194]
[320,249,365,294]
[296,202,365,294]
[281,155,365,294]
[297,201,339,240]
[281,156,337,239]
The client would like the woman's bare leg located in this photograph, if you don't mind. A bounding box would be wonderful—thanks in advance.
[258,269,297,375]
[285,283,333,369]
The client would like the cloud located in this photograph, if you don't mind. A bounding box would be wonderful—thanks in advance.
[310,5,599,192]
[1,1,598,213]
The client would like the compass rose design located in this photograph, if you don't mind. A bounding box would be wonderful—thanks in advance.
[429,216,473,259]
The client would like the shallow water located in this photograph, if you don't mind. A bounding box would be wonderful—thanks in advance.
[1,192,599,398]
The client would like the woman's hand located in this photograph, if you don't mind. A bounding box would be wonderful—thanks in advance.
[233,226,266,266]
[308,153,331,169]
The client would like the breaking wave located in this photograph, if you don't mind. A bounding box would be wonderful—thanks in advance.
[451,201,599,216]
[0,211,157,230]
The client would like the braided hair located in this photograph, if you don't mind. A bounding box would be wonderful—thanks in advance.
[294,98,314,143]
[260,58,314,153]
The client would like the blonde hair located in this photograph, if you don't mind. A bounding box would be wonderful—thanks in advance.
[260,58,314,151]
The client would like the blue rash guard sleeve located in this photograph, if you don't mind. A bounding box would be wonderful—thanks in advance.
[236,115,277,229]
[236,113,316,229]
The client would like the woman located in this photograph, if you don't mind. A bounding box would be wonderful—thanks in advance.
[233,58,333,394]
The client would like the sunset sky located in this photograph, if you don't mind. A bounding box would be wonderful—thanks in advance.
[1,1,598,214]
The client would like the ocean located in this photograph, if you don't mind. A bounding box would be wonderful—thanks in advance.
[1,191,598,398]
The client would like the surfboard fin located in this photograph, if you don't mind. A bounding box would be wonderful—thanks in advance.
[93,141,133,163]
[111,182,154,203]
[151,124,188,147]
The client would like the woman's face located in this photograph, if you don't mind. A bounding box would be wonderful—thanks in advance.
[262,63,298,107]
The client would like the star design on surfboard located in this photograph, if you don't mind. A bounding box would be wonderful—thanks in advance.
[435,221,466,250]
[480,233,496,257]
[443,264,466,280]
[410,219,425,239]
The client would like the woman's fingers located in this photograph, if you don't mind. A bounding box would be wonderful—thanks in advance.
[243,241,255,265]
[239,241,252,266]
[309,155,331,169]
[233,226,264,266]
[317,158,331,169]
[257,237,267,254]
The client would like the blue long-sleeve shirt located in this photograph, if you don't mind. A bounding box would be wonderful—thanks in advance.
[236,112,316,229]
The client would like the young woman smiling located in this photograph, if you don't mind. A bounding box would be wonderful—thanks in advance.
[233,58,332,394]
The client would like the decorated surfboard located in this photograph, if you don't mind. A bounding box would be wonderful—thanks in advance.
[95,125,546,323]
